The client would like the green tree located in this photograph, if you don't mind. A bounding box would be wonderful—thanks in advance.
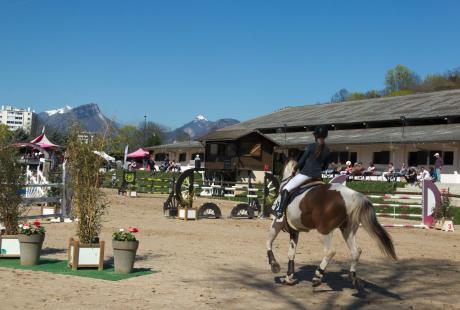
[386,89,416,97]
[143,121,166,147]
[0,124,12,145]
[346,92,367,101]
[365,90,381,99]
[330,88,349,103]
[11,128,30,143]
[385,64,419,92]
[421,74,456,91]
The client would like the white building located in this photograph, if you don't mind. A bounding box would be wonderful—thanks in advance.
[0,105,34,134]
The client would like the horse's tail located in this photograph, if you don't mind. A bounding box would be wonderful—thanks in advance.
[350,194,397,261]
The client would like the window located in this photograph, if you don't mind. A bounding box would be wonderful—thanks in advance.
[329,151,357,164]
[240,142,262,158]
[227,144,237,157]
[154,153,167,161]
[350,152,358,164]
[373,151,390,165]
[210,144,218,156]
[408,150,453,166]
[429,151,442,165]
[179,153,187,162]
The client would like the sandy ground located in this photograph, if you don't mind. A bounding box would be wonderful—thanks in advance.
[1,189,460,310]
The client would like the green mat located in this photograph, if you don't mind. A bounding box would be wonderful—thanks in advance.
[0,258,157,281]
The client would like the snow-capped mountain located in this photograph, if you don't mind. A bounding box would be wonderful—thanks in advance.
[45,105,72,116]
[36,103,116,133]
[166,115,239,143]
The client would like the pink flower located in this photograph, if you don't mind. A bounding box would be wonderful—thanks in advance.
[23,224,30,230]
[128,227,139,233]
[33,220,41,227]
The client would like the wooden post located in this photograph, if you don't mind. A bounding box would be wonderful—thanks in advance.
[72,239,79,271]
[61,161,67,222]
[262,173,268,218]
[98,241,105,271]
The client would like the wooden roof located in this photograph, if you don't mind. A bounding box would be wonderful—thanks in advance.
[266,123,460,146]
[222,89,460,131]
[198,128,280,145]
[145,141,203,151]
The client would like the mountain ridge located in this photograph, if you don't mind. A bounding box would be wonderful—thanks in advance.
[36,104,239,143]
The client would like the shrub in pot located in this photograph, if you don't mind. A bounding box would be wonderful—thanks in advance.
[112,227,139,274]
[66,125,108,270]
[18,220,45,265]
[0,137,25,258]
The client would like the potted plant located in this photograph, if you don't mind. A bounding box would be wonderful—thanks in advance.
[66,125,108,270]
[434,191,455,232]
[18,220,45,265]
[0,141,24,258]
[112,227,139,273]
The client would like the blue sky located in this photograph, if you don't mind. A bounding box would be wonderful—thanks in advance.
[1,0,459,128]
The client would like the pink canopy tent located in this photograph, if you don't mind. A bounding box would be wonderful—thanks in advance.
[30,133,59,149]
[127,148,149,158]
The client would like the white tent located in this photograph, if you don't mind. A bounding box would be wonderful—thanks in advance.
[93,151,115,162]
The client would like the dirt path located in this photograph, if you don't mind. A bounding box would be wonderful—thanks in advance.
[1,189,459,309]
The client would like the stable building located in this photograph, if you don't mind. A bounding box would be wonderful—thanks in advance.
[200,89,460,183]
[145,141,204,169]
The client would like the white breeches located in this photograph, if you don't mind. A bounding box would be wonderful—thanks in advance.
[284,174,312,192]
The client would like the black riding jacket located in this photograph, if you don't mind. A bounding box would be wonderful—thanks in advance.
[296,143,330,178]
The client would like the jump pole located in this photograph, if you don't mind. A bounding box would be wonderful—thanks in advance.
[381,180,441,229]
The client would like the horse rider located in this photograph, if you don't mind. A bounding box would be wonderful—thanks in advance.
[274,125,330,218]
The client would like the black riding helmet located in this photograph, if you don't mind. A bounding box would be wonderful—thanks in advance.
[313,125,328,138]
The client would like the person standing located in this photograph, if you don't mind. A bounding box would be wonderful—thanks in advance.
[434,153,443,182]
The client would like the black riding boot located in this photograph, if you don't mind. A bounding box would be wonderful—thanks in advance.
[275,189,289,218]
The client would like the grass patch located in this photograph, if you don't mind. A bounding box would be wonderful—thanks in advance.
[346,180,404,194]
[450,207,460,225]
[0,258,157,281]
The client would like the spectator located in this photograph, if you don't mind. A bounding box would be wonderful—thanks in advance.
[404,167,417,184]
[394,163,407,181]
[429,167,436,180]
[419,166,431,181]
[363,162,376,180]
[148,155,156,173]
[352,162,365,177]
[384,163,395,182]
[194,154,201,169]
[128,160,137,171]
[111,173,117,187]
[434,153,443,182]
[342,161,353,175]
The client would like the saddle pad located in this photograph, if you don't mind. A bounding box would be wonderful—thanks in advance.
[287,182,324,205]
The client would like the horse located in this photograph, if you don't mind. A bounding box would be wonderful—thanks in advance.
[266,159,397,287]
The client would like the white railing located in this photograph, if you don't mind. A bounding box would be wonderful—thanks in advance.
[25,166,49,198]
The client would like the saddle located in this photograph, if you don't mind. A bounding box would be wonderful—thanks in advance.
[286,177,324,205]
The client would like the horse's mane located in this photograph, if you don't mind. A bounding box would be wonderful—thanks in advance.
[282,159,297,180]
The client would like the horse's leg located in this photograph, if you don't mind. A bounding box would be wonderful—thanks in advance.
[283,230,299,285]
[266,219,282,273]
[312,232,336,287]
[341,224,362,287]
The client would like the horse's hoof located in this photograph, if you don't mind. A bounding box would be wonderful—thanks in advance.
[271,262,281,273]
[349,272,362,288]
[282,277,298,286]
[312,278,322,287]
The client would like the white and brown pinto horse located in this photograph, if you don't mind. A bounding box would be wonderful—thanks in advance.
[266,160,397,287]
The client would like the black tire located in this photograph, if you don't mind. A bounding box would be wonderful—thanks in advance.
[198,203,222,219]
[175,169,195,207]
[231,203,254,219]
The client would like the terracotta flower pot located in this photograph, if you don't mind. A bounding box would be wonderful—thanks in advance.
[18,234,45,266]
[112,240,139,274]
